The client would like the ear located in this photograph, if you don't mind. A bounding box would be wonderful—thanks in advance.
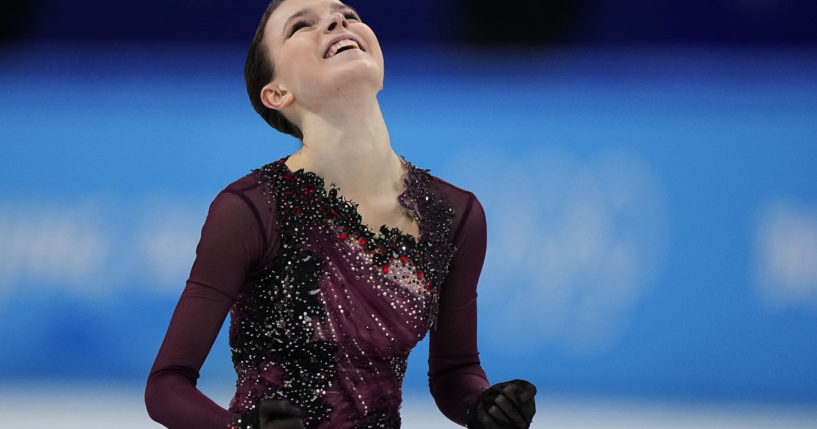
[260,82,294,111]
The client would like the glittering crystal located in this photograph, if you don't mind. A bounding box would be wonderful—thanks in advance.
[229,155,456,428]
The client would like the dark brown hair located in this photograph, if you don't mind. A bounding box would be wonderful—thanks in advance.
[245,0,304,140]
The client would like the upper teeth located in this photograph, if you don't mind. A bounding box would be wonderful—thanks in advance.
[328,39,359,57]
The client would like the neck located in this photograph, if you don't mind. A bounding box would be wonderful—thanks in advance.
[287,95,404,198]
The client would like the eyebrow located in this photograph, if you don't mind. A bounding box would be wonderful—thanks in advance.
[283,3,360,36]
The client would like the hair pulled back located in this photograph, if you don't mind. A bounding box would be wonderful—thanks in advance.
[245,0,304,140]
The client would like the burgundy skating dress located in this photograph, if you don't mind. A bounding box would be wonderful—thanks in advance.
[146,155,491,428]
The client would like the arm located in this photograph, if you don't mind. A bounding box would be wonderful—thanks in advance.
[145,190,269,429]
[428,193,491,426]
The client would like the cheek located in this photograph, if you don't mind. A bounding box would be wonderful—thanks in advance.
[276,45,316,87]
[369,38,385,70]
[365,29,382,55]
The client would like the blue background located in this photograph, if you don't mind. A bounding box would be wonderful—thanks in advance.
[1,0,817,424]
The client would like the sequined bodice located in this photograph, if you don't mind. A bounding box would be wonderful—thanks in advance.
[227,156,457,428]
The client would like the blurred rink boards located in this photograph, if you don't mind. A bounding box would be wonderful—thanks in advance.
[1,387,817,428]
[1,42,817,427]
[0,386,817,429]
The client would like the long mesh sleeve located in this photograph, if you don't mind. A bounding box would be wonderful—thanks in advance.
[145,186,272,429]
[428,192,491,426]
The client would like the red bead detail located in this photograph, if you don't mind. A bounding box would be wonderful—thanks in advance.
[382,266,389,274]
[359,238,367,245]
[417,271,423,280]
[400,255,407,262]
[339,233,347,239]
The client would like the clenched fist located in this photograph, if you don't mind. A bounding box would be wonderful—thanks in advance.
[467,379,537,429]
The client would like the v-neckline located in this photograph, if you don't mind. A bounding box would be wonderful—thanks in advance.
[279,154,423,244]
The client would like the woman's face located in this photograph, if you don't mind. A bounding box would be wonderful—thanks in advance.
[263,0,384,110]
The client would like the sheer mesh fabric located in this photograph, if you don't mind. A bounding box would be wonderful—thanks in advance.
[146,156,490,428]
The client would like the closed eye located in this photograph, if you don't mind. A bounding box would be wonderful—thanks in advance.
[344,11,361,21]
[288,20,311,37]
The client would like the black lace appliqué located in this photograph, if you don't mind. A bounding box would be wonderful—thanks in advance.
[229,155,456,428]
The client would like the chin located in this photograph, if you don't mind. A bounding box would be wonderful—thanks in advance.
[326,60,383,90]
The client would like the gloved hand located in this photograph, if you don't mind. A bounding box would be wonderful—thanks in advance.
[467,379,537,429]
[232,398,305,429]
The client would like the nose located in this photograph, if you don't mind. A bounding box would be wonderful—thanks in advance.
[324,12,348,32]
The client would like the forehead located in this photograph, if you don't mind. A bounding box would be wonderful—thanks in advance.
[265,0,350,39]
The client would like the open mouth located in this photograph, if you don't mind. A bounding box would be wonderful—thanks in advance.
[325,38,362,58]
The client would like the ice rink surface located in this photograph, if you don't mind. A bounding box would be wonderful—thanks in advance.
[2,385,817,428]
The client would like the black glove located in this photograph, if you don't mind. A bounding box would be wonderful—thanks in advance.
[467,379,537,429]
[231,398,305,429]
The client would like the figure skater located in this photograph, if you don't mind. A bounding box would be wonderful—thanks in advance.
[145,1,537,427]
